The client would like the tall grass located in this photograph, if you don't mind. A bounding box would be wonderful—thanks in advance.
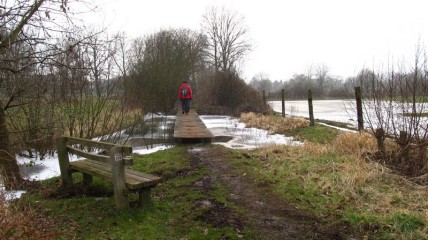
[7,98,143,158]
[302,132,380,197]
[240,112,340,144]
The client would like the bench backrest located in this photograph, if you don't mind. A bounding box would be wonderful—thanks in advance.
[58,136,133,165]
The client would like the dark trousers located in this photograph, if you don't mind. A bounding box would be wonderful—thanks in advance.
[181,99,191,113]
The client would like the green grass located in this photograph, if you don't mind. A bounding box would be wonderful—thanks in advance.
[401,112,428,117]
[390,96,428,103]
[230,150,347,215]
[344,212,426,240]
[21,146,251,240]
[286,124,339,144]
[317,119,354,129]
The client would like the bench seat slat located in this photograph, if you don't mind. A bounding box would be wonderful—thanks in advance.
[70,159,161,190]
[71,160,143,186]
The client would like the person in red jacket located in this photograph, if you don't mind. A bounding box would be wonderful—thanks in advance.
[178,81,192,114]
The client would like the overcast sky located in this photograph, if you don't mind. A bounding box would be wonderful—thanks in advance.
[89,0,428,81]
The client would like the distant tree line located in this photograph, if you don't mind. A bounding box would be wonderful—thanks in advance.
[249,65,355,100]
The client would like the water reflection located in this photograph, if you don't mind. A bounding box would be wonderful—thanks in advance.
[119,114,300,150]
[121,114,176,148]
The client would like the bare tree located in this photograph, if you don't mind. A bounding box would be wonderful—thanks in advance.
[0,0,92,189]
[112,32,129,78]
[315,64,329,97]
[201,6,252,73]
[359,44,428,176]
[285,74,310,99]
[249,73,272,93]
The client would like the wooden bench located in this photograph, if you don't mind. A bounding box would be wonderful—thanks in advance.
[57,136,161,209]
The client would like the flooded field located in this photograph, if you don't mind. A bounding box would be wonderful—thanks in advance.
[269,100,357,127]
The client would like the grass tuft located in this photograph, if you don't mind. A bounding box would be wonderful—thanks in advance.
[332,132,377,157]
[240,112,308,134]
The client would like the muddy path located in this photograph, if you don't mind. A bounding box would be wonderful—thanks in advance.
[188,146,357,240]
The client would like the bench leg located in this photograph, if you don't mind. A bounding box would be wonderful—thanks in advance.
[58,137,73,193]
[61,170,73,193]
[83,173,93,185]
[139,188,152,206]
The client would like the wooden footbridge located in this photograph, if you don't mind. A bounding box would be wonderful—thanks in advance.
[173,109,214,143]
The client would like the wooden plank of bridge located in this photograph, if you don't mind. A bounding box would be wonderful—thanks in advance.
[173,109,214,142]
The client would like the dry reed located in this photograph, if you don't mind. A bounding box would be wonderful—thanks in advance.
[240,112,308,134]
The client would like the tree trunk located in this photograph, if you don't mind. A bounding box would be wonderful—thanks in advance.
[418,142,428,169]
[397,131,410,164]
[0,108,23,190]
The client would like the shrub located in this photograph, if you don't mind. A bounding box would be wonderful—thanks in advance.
[197,71,271,115]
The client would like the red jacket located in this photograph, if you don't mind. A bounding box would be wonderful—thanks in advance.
[178,83,192,100]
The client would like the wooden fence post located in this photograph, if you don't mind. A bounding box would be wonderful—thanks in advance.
[375,128,386,154]
[355,86,364,131]
[281,89,285,118]
[110,146,129,209]
[57,136,73,192]
[418,143,428,166]
[398,131,409,163]
[262,90,266,104]
[308,89,315,126]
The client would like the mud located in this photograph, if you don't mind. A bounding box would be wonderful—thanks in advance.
[188,146,357,240]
